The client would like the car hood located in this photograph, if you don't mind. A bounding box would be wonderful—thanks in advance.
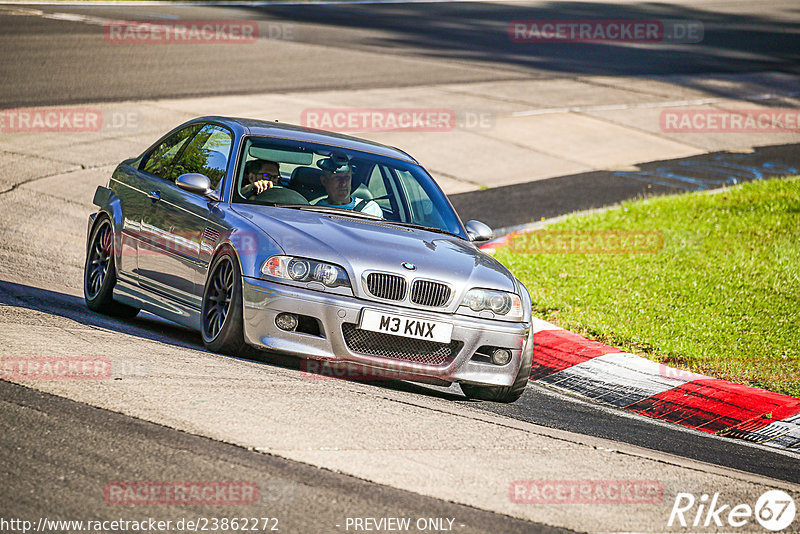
[233,205,518,304]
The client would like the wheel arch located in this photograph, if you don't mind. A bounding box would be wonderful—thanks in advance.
[87,186,124,261]
[209,241,243,274]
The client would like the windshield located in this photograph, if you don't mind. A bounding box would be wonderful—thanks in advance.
[232,136,467,239]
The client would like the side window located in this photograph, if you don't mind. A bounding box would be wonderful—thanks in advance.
[366,165,388,199]
[396,169,444,227]
[169,124,233,189]
[140,125,200,179]
[367,165,401,220]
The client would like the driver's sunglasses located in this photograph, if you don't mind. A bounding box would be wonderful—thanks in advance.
[256,171,280,180]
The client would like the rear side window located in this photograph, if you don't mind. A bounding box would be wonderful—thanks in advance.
[140,124,200,179]
[169,124,233,188]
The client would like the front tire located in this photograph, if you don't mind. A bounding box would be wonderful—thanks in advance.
[202,251,248,355]
[461,330,533,403]
[83,217,139,318]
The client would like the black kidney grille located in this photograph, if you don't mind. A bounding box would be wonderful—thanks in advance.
[366,272,407,301]
[411,280,451,307]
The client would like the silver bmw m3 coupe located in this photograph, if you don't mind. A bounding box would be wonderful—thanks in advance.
[85,116,534,402]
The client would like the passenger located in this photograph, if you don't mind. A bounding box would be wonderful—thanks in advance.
[315,154,382,217]
[242,159,280,197]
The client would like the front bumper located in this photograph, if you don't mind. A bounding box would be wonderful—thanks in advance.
[241,276,530,387]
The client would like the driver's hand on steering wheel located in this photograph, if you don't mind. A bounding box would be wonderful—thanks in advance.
[252,180,274,194]
[243,179,274,198]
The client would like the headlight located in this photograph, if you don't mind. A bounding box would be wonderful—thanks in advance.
[261,255,350,289]
[288,258,310,280]
[460,288,523,321]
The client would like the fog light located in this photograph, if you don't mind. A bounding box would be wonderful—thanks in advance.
[492,348,512,366]
[275,313,299,331]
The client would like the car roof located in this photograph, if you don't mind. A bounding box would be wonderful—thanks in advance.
[197,116,419,164]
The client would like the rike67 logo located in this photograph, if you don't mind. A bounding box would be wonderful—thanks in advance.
[668,490,796,531]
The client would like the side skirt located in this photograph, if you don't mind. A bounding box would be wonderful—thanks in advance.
[114,278,201,331]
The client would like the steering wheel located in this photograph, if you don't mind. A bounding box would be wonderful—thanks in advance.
[253,186,310,205]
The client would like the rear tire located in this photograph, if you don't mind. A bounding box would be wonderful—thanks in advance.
[461,330,533,403]
[202,251,249,355]
[83,217,139,318]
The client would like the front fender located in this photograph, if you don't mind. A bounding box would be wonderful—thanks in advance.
[515,277,533,324]
[514,278,535,370]
[86,212,98,253]
[209,217,284,280]
[87,185,124,254]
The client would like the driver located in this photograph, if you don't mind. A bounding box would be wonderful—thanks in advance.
[315,153,382,217]
[242,159,280,197]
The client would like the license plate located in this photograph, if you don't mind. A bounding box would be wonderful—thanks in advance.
[359,309,453,344]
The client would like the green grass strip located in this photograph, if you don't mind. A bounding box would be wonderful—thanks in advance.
[496,176,800,398]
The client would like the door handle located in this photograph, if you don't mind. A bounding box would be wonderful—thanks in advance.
[147,190,161,202]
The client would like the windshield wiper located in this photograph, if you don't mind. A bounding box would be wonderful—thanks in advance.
[275,204,383,220]
[383,221,460,238]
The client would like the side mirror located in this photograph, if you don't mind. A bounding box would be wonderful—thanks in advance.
[465,220,494,243]
[176,173,217,200]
